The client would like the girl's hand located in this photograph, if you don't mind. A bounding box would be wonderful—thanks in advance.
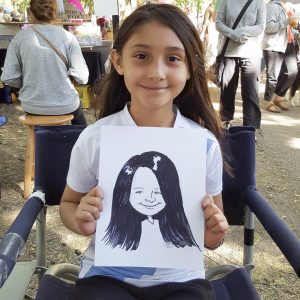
[75,186,103,236]
[201,195,228,249]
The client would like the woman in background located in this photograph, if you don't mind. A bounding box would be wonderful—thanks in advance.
[1,0,89,124]
[200,0,218,66]
[216,0,265,129]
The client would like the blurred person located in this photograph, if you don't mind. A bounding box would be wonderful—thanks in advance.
[1,0,89,124]
[184,4,198,29]
[262,0,299,113]
[200,0,218,66]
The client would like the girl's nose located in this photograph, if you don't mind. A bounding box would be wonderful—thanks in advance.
[147,60,166,80]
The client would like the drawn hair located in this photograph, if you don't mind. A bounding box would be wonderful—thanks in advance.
[103,151,200,251]
[30,0,57,22]
[92,3,221,140]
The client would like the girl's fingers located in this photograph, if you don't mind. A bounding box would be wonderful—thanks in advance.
[77,193,103,221]
[82,195,103,209]
[79,201,101,220]
[206,216,228,233]
[203,203,228,233]
[201,195,214,210]
[77,210,99,222]
[87,186,104,199]
[203,202,220,220]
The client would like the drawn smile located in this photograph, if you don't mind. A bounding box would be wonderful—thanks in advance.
[139,202,161,208]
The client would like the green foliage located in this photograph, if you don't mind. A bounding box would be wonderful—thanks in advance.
[173,0,203,11]
[12,0,94,14]
[81,0,94,13]
[14,0,30,13]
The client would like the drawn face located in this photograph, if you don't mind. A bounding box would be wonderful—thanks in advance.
[130,167,166,216]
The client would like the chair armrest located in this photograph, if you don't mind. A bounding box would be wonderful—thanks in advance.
[0,191,45,287]
[243,188,300,277]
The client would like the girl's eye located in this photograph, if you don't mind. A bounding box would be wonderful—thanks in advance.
[168,56,180,62]
[135,53,147,60]
[153,190,161,195]
[135,190,143,194]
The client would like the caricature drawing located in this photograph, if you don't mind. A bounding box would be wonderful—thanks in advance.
[103,151,200,251]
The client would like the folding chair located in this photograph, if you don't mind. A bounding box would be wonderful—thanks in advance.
[0,125,299,300]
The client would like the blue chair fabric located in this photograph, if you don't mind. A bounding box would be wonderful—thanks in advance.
[34,125,86,205]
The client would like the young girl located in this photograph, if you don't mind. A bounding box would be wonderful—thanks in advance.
[60,3,228,299]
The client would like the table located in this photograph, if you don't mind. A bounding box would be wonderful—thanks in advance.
[81,41,112,84]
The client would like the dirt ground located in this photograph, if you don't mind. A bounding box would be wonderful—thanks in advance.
[0,82,299,299]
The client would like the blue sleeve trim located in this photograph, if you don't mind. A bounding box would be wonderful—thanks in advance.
[207,138,214,153]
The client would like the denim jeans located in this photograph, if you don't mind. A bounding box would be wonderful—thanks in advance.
[71,102,87,125]
[220,57,261,129]
[289,60,300,98]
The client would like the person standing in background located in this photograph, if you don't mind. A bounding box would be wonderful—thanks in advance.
[216,0,266,129]
[262,0,298,113]
[200,0,218,66]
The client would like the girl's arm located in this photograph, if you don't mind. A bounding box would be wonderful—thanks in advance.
[59,185,103,236]
[202,193,228,249]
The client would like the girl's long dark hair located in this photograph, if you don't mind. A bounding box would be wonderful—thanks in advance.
[103,151,200,251]
[92,3,222,140]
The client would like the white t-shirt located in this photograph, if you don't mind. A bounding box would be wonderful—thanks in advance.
[67,103,223,287]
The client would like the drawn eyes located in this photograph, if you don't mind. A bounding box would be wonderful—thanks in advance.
[133,189,161,196]
[134,190,143,194]
[153,190,162,195]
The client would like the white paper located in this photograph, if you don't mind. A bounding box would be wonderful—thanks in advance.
[95,126,207,270]
[93,0,119,16]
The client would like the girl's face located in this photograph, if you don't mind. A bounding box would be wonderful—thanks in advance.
[111,20,190,126]
[130,167,166,216]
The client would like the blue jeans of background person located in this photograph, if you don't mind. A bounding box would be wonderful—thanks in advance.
[220,57,261,129]
[71,102,87,125]
[263,43,298,101]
